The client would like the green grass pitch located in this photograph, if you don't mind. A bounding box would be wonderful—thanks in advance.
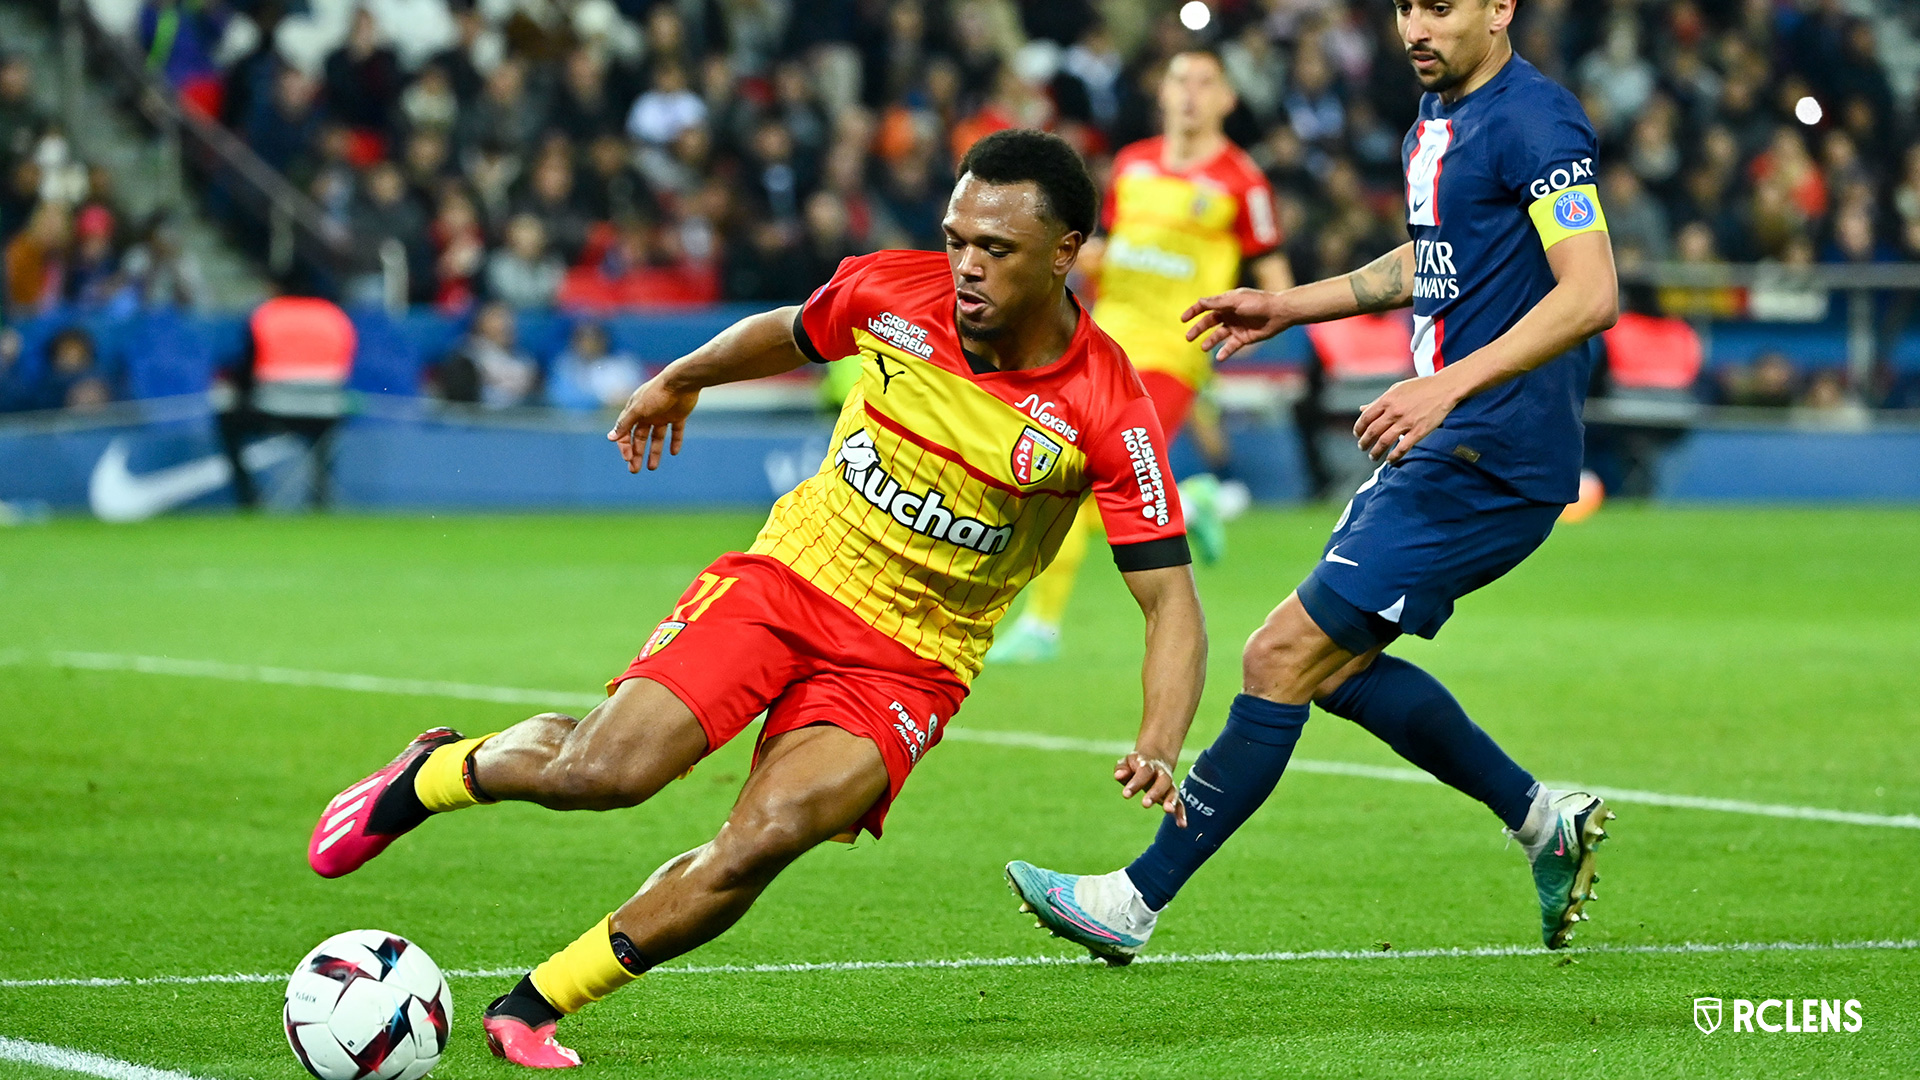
[2,506,1917,1078]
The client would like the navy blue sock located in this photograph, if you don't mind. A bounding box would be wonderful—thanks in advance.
[1317,653,1536,829]
[1124,694,1308,911]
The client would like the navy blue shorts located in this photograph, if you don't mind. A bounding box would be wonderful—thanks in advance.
[1297,453,1563,655]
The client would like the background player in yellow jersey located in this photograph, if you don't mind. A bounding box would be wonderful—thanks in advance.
[991,49,1293,665]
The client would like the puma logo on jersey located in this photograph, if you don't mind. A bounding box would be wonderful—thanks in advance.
[836,430,1013,555]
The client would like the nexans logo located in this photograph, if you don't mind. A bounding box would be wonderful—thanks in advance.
[834,430,1012,555]
[1694,997,1863,1034]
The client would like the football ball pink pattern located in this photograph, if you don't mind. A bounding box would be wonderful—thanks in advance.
[284,930,452,1080]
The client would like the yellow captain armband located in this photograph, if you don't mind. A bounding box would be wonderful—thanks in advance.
[1528,183,1608,250]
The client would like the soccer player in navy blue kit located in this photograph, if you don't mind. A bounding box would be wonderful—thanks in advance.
[1008,0,1621,960]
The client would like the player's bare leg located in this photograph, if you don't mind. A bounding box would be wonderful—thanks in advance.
[307,677,707,878]
[482,724,889,1067]
[468,678,708,810]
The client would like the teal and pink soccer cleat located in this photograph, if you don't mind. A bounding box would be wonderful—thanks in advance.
[984,614,1061,665]
[307,727,464,879]
[1517,790,1614,948]
[482,1012,581,1069]
[1005,861,1156,966]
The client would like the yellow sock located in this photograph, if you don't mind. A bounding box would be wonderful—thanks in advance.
[1024,502,1101,627]
[530,917,639,1015]
[413,734,498,813]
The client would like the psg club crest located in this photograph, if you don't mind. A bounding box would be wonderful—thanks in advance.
[1554,189,1596,230]
[1694,997,1723,1035]
[1011,426,1063,486]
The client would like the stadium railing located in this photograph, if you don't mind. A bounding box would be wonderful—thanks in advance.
[60,0,400,306]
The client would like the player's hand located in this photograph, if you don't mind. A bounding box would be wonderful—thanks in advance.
[1182,288,1292,362]
[1355,374,1461,463]
[1114,750,1187,828]
[608,373,700,473]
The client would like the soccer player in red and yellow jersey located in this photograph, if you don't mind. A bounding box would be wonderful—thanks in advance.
[301,130,1208,1068]
[992,49,1292,664]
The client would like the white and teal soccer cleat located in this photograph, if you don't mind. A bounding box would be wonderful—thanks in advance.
[1004,861,1155,966]
[984,614,1060,665]
[1512,790,1614,949]
[1178,473,1227,565]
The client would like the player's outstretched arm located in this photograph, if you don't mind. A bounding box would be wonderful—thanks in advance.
[1354,232,1618,463]
[609,304,811,473]
[1114,564,1207,828]
[1182,242,1412,361]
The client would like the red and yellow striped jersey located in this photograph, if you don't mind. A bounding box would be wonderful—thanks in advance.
[758,249,1189,684]
[1095,137,1281,387]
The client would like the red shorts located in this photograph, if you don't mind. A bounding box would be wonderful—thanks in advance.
[609,552,967,839]
[1137,369,1198,440]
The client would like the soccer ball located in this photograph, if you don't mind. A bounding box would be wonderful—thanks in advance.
[284,930,452,1080]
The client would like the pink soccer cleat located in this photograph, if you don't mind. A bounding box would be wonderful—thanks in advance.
[483,1014,582,1069]
[307,727,464,878]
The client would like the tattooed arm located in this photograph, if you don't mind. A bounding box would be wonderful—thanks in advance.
[1183,243,1414,361]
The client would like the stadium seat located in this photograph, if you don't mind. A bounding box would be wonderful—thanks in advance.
[123,311,216,399]
[347,309,424,396]
[1706,322,1850,369]
[515,310,575,369]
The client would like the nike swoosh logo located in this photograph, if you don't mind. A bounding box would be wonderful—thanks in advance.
[89,435,305,522]
[1324,546,1360,567]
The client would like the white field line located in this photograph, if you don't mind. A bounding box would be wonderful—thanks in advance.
[3,938,1916,990]
[8,650,1920,832]
[0,1037,209,1080]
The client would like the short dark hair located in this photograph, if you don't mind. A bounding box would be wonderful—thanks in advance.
[955,129,1098,239]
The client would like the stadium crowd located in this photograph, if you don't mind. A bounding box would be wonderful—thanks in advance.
[4,0,1919,413]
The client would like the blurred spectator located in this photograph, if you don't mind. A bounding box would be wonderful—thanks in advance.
[65,204,122,309]
[0,54,43,173]
[486,213,564,309]
[33,327,112,411]
[799,190,859,287]
[1284,47,1343,162]
[1659,221,1740,319]
[435,302,537,406]
[457,59,545,155]
[1721,350,1798,408]
[351,161,429,298]
[324,10,404,136]
[5,200,69,314]
[118,214,205,309]
[577,133,659,225]
[0,326,27,411]
[399,63,460,135]
[547,320,642,410]
[244,66,324,176]
[552,48,624,144]
[627,63,707,146]
[1600,163,1670,269]
[1221,23,1286,129]
[429,188,486,310]
[400,130,456,206]
[512,150,591,262]
[1803,369,1849,411]
[138,0,237,117]
[1577,22,1655,123]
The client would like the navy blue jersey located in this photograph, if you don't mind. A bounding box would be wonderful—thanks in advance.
[1400,54,1608,504]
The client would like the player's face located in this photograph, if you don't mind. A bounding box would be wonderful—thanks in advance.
[943,175,1079,341]
[1396,0,1508,93]
[1159,53,1235,137]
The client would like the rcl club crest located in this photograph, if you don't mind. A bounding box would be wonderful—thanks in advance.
[1694,998,1722,1035]
[1011,425,1064,485]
